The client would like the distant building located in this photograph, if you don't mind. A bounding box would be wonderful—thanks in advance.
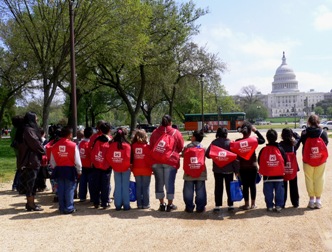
[267,52,325,117]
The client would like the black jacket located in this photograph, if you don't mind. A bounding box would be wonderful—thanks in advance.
[235,130,265,170]
[206,138,239,174]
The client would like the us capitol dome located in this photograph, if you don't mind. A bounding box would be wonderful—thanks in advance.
[271,52,299,93]
[267,52,325,117]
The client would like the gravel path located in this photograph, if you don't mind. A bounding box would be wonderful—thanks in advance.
[1,131,332,252]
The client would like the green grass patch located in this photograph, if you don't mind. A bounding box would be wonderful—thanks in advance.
[0,138,16,183]
[266,117,300,123]
[254,123,300,130]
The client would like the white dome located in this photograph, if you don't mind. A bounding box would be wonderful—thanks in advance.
[271,52,299,93]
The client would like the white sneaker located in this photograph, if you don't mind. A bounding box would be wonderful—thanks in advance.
[307,201,315,209]
[315,202,322,209]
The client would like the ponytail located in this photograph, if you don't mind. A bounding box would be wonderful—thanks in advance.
[161,114,172,127]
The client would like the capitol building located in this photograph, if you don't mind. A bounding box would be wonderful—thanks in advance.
[267,52,325,117]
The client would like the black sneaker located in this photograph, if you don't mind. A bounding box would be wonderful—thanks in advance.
[102,203,110,210]
[196,207,206,213]
[158,203,167,212]
[213,207,221,213]
[166,204,177,212]
[184,208,194,213]
[228,206,235,212]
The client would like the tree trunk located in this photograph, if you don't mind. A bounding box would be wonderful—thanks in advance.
[42,77,58,136]
[168,84,177,117]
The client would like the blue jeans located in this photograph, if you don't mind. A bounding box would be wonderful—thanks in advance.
[135,176,151,207]
[263,181,284,208]
[90,168,112,207]
[152,164,177,200]
[57,178,76,213]
[78,168,93,201]
[114,169,131,210]
[183,180,207,212]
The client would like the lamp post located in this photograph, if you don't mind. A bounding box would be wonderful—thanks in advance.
[257,105,261,122]
[69,0,77,137]
[293,105,297,129]
[218,106,222,127]
[200,74,204,132]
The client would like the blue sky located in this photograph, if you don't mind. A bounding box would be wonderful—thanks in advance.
[190,0,332,95]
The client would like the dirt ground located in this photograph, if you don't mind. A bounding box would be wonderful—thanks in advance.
[1,130,332,252]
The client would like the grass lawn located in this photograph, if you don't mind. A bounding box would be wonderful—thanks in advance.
[0,138,16,183]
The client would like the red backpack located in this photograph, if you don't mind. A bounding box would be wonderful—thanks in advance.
[151,130,178,163]
[183,147,205,178]
[259,145,285,176]
[230,137,258,160]
[303,130,328,166]
[284,148,299,181]
[209,145,237,168]
[91,139,110,170]
[107,142,131,172]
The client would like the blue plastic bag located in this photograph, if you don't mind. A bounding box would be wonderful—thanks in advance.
[230,180,243,202]
[129,181,137,202]
[256,173,262,184]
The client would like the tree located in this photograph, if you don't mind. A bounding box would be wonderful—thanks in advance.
[0,47,35,128]
[1,0,114,134]
[327,106,332,120]
[314,106,324,116]
[239,85,262,108]
[245,104,269,121]
[316,99,332,115]
[93,0,151,132]
[136,1,208,123]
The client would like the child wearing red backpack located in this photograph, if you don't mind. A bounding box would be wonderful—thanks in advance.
[50,126,82,214]
[297,115,328,209]
[107,128,131,211]
[131,129,152,209]
[279,128,300,208]
[258,129,287,213]
[206,127,239,212]
[233,121,265,210]
[182,130,207,213]
[78,127,94,202]
[90,122,112,209]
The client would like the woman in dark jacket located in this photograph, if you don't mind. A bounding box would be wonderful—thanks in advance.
[17,112,45,211]
[236,121,265,210]
[206,127,239,212]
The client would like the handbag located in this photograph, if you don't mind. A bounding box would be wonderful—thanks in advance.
[129,181,137,202]
[40,165,52,179]
[230,180,243,202]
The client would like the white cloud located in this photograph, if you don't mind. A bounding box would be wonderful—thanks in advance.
[313,5,332,31]
[197,22,300,60]
[297,71,332,92]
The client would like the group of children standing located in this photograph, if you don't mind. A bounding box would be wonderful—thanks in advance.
[181,115,328,214]
[46,114,328,215]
